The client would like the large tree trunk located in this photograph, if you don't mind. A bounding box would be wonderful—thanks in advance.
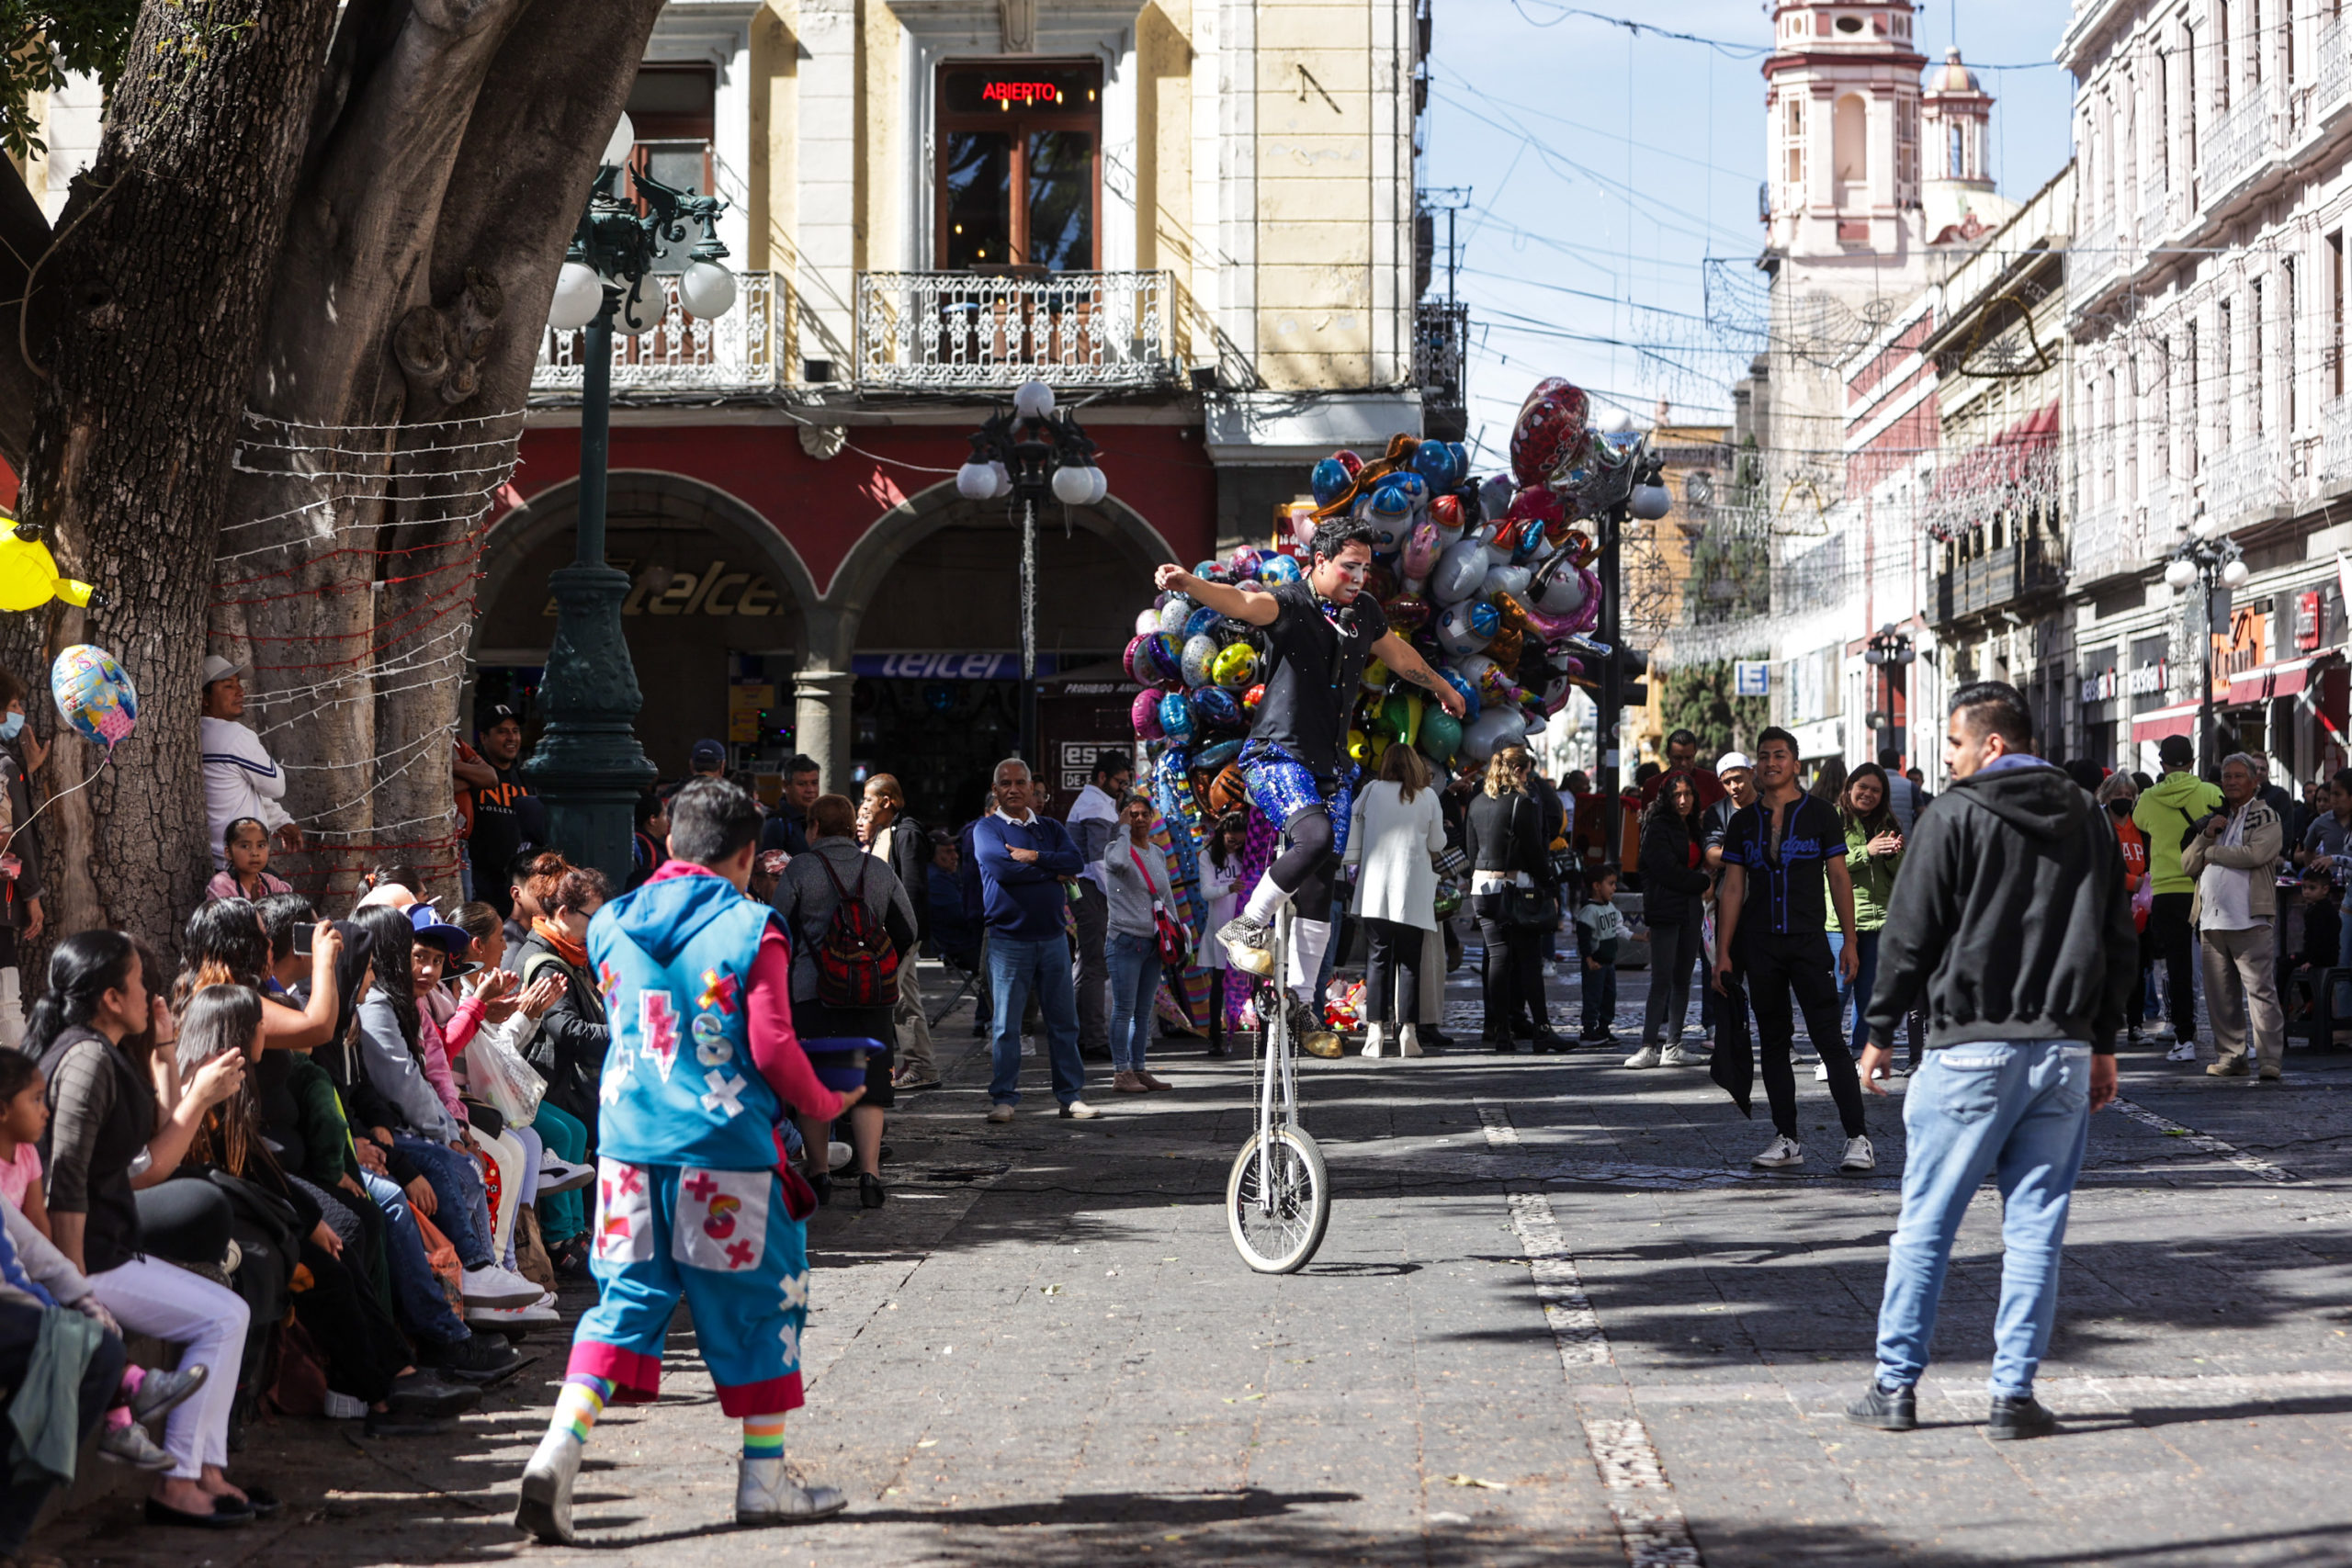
[15,0,342,955]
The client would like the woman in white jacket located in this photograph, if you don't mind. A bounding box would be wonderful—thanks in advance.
[1345,744,1448,1057]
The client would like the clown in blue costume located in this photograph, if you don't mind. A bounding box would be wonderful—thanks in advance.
[1152,519,1464,1024]
[517,780,860,1543]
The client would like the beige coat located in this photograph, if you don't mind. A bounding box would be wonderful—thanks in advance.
[2183,796,2284,926]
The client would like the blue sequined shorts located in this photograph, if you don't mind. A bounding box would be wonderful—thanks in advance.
[1238,740,1355,860]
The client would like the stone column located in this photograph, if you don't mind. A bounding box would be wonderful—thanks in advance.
[793,666,854,793]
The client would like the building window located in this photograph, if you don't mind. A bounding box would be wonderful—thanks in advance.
[2332,231,2345,400]
[625,66,717,274]
[2251,276,2265,438]
[2219,298,2234,445]
[1834,93,1869,193]
[2285,255,2299,432]
[936,61,1102,271]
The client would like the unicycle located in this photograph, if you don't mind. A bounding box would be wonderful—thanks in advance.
[1227,904,1332,1273]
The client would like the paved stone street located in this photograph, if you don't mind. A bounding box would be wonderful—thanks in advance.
[39,958,2352,1567]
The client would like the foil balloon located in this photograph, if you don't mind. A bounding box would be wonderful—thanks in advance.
[1419,707,1463,765]
[1241,682,1265,716]
[1195,738,1243,771]
[1361,656,1390,693]
[1189,685,1242,732]
[1180,633,1219,689]
[1207,764,1250,814]
[1363,561,1399,605]
[1122,633,1148,683]
[1383,592,1431,635]
[1478,473,1516,521]
[1435,601,1498,658]
[1428,492,1464,541]
[0,524,95,615]
[1485,520,1524,567]
[1400,518,1442,584]
[1482,563,1533,604]
[1510,377,1593,486]
[1435,665,1479,721]
[1455,653,1527,710]
[1362,482,1414,551]
[51,644,135,746]
[1411,438,1464,491]
[1459,705,1527,764]
[1286,503,1319,549]
[1140,632,1184,685]
[1157,597,1194,636]
[1332,448,1364,479]
[1261,554,1303,585]
[1346,728,1372,763]
[1539,673,1576,716]
[1134,607,1160,637]
[1429,538,1487,605]
[1210,642,1259,689]
[1385,472,1429,512]
[1228,545,1263,579]
[1157,692,1196,743]
[1507,484,1567,539]
[1311,456,1353,507]
[1131,689,1167,740]
[1182,605,1225,643]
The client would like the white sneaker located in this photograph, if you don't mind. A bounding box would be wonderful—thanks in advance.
[535,1156,594,1198]
[736,1454,848,1526]
[1814,1061,1832,1081]
[1751,1135,1804,1168]
[322,1390,368,1421]
[827,1140,854,1172]
[2165,1042,2199,1063]
[1363,1022,1388,1058]
[2147,1021,2176,1043]
[1659,1043,1700,1066]
[1838,1135,1876,1173]
[1623,1043,1662,1069]
[470,1297,560,1327]
[1398,1024,1425,1058]
[461,1264,542,1309]
[515,1428,583,1543]
[1058,1100,1101,1120]
[986,1102,1016,1123]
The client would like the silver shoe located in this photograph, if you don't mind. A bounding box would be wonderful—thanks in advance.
[1218,914,1276,976]
[96,1419,175,1471]
[129,1362,208,1421]
[737,1455,849,1526]
[515,1428,583,1543]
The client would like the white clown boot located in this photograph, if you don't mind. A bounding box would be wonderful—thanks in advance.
[738,1455,849,1526]
[515,1429,583,1543]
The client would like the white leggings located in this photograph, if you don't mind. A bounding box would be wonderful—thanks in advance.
[88,1255,248,1479]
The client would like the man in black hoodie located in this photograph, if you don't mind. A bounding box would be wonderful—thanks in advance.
[1846,681,2132,1443]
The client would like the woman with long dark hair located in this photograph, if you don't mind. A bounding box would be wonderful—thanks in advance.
[31,931,266,1527]
[1829,762,1905,1073]
[1628,771,1712,1069]
[1462,745,1566,1051]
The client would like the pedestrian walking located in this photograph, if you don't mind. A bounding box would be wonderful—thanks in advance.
[2132,733,2222,1060]
[1826,762,1905,1076]
[969,758,1096,1122]
[1464,745,1569,1053]
[1064,754,1129,1064]
[1343,742,1446,1059]
[2185,752,2288,1080]
[1575,868,1624,1043]
[1102,791,1180,1092]
[1846,680,2132,1442]
[516,779,861,1541]
[861,773,940,1091]
[1627,770,1709,1068]
[1710,727,1872,1172]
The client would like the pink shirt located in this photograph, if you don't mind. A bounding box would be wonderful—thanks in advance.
[413,1003,468,1125]
[0,1142,40,1212]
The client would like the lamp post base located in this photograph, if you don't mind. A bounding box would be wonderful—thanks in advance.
[524,561,656,886]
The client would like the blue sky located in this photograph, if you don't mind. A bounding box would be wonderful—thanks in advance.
[1421,0,2077,458]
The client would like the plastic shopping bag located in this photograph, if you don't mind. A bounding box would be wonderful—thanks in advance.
[467,1017,548,1126]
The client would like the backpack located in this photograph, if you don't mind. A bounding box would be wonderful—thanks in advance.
[812,851,899,1008]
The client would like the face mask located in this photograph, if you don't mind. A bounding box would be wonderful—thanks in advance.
[0,713,23,741]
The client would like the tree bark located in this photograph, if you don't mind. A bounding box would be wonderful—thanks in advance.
[16,0,343,955]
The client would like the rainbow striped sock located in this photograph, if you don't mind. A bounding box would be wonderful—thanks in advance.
[550,1374,614,1446]
[741,1413,786,1460]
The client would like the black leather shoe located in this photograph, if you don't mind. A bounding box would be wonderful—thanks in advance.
[1844,1382,1917,1431]
[808,1171,834,1207]
[1532,1032,1573,1054]
[1483,1032,1516,1053]
[386,1371,481,1420]
[1986,1393,2059,1440]
[858,1172,887,1209]
[143,1495,252,1529]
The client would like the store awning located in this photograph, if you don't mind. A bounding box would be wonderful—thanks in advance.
[2130,702,2202,742]
[2225,653,2328,705]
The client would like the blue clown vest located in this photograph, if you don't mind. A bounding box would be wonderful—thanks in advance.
[587,871,786,1171]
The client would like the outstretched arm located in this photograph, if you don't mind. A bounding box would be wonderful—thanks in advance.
[1153,564,1282,626]
[1370,632,1468,718]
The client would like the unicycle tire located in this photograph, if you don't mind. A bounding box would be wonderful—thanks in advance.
[1226,1125,1331,1274]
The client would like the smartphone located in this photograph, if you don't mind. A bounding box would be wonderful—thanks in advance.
[293,924,315,957]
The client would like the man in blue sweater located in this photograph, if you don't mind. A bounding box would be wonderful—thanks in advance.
[970,756,1098,1122]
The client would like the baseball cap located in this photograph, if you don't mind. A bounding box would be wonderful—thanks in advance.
[690,739,727,770]
[2158,734,2195,766]
[1715,751,1753,774]
[200,655,243,688]
[480,703,521,731]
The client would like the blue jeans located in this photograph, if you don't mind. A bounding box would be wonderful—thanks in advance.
[392,1133,496,1270]
[360,1170,470,1344]
[1580,953,1616,1035]
[1872,1041,2093,1398]
[1106,931,1160,1073]
[988,931,1087,1106]
[1828,930,1881,1059]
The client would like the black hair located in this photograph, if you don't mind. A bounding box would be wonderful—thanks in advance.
[1665,728,1699,750]
[1091,754,1133,784]
[178,898,271,1005]
[454,901,503,946]
[1755,726,1799,760]
[1632,761,1660,786]
[2332,767,2352,795]
[669,776,764,866]
[0,1048,40,1106]
[222,816,268,851]
[1948,680,2034,751]
[1205,810,1249,870]
[175,985,272,1178]
[786,753,821,780]
[254,892,316,964]
[2063,757,2106,794]
[1588,863,1620,889]
[1307,517,1375,563]
[633,792,665,829]
[1838,762,1899,839]
[368,863,423,896]
[24,931,139,1063]
[1876,748,1904,770]
[2303,863,2335,886]
[352,904,420,1056]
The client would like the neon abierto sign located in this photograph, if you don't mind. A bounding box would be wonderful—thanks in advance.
[981,81,1065,105]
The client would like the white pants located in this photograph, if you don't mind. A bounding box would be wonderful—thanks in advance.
[468,1127,529,1265]
[88,1255,248,1479]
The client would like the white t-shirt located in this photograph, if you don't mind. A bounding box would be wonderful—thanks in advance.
[199,716,293,867]
[2198,804,2258,932]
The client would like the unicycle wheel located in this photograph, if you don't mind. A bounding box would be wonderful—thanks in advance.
[1226,1125,1331,1274]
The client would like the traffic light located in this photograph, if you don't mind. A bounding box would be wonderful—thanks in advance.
[1614,644,1650,708]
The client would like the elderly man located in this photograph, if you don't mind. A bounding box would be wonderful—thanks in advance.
[969,757,1095,1122]
[200,654,302,867]
[2185,752,2289,1080]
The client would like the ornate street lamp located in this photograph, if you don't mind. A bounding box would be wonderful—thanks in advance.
[1862,622,1916,763]
[2164,528,2250,778]
[527,113,740,881]
[956,380,1107,763]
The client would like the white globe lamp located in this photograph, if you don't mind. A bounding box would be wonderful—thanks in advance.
[680,259,738,319]
[1051,464,1094,505]
[2220,558,2251,588]
[2164,558,2199,590]
[601,112,636,171]
[1085,465,1109,505]
[548,261,605,332]
[1013,379,1056,421]
[956,462,997,500]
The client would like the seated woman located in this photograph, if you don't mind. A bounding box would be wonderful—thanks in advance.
[348,906,540,1314]
[454,901,588,1272]
[513,867,611,1150]
[32,931,270,1529]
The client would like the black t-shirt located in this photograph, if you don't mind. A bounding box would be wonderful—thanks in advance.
[469,763,535,914]
[1719,793,1842,940]
[1247,580,1389,777]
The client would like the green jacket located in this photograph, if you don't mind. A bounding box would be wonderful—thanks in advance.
[1829,817,1901,933]
[2132,769,2224,896]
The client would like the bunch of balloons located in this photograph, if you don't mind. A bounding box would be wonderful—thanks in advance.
[1126,377,1667,804]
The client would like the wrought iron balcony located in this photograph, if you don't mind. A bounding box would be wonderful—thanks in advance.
[2202,439,2284,527]
[2323,397,2352,488]
[1415,299,1468,415]
[2201,80,2284,209]
[534,271,784,395]
[1929,536,2064,626]
[854,269,1179,390]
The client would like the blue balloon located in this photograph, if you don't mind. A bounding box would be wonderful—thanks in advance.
[1157,692,1196,742]
[1183,604,1226,643]
[1189,685,1242,732]
[1310,457,1353,507]
[1437,667,1480,722]
[51,644,136,746]
[1411,440,1462,491]
[1195,738,1244,770]
[1261,554,1303,585]
[1386,472,1429,510]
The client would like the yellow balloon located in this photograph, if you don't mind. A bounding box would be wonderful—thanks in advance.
[1401,691,1425,748]
[0,521,93,614]
[1347,728,1371,762]
[1361,657,1389,693]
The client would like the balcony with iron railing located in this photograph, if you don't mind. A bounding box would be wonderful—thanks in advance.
[2073,206,2118,300]
[854,269,1179,391]
[2201,438,2285,527]
[1929,535,2065,626]
[2316,23,2352,125]
[2201,80,2286,210]
[533,271,785,395]
[1415,299,1468,418]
